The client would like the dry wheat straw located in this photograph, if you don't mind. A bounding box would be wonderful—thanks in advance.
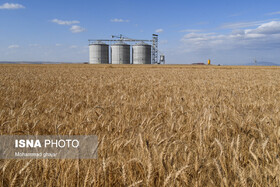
[128,180,143,187]
[1,64,280,186]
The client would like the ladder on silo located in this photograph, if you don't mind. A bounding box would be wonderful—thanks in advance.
[152,34,159,64]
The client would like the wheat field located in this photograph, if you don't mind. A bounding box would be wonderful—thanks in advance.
[0,64,280,186]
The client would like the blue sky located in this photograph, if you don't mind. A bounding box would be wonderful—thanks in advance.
[1,0,280,64]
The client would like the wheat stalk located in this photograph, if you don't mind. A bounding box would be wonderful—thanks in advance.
[128,180,143,187]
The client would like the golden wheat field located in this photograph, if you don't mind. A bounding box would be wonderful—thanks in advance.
[0,64,280,186]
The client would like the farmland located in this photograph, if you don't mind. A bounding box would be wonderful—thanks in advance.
[0,64,280,186]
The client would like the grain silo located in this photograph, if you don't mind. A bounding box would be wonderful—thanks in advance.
[132,42,151,64]
[89,42,109,64]
[88,34,163,64]
[111,42,130,64]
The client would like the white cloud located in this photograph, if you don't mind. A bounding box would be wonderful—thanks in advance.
[110,18,129,23]
[8,45,19,49]
[220,20,275,29]
[69,45,77,49]
[179,29,202,33]
[29,44,39,47]
[267,11,280,16]
[160,40,168,44]
[248,21,280,34]
[52,19,80,25]
[0,3,25,9]
[196,22,208,25]
[229,13,242,17]
[70,25,85,33]
[55,43,62,47]
[181,21,280,52]
[181,33,225,51]
[155,28,164,33]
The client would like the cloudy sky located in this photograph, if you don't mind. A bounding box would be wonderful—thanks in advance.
[1,0,280,65]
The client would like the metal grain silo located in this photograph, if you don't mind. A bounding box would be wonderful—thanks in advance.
[111,42,130,64]
[132,42,151,64]
[89,42,109,64]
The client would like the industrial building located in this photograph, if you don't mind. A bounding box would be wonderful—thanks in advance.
[88,34,165,64]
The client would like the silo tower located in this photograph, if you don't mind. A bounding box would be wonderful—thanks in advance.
[89,41,109,64]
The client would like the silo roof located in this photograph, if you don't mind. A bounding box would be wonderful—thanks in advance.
[90,41,108,45]
[112,41,129,46]
[133,41,151,46]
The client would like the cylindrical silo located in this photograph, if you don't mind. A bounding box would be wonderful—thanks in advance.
[89,42,109,64]
[132,42,151,64]
[111,42,130,64]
